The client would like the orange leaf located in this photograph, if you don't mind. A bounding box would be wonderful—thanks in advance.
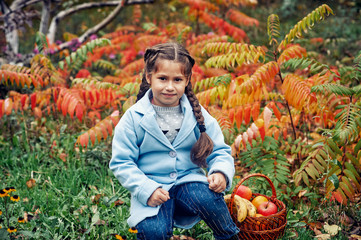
[99,123,108,140]
[33,107,42,119]
[105,119,113,136]
[68,99,78,119]
[251,102,260,121]
[274,128,280,140]
[270,102,282,121]
[244,105,251,125]
[61,93,71,116]
[94,127,103,143]
[332,189,347,205]
[79,132,89,148]
[228,108,235,124]
[235,106,243,129]
[89,129,96,146]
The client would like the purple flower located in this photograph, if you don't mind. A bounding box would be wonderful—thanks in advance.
[89,34,97,40]
[55,40,62,45]
[138,51,145,56]
[207,32,214,36]
[109,53,116,59]
[33,48,39,54]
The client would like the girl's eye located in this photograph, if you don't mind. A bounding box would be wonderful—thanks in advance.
[159,77,166,80]
[175,78,183,82]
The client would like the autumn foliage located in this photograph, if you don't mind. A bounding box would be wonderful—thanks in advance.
[0,1,360,209]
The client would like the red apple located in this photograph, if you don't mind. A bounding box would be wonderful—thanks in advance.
[257,201,278,216]
[235,185,252,200]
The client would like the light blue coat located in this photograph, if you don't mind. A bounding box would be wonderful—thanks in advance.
[109,90,235,228]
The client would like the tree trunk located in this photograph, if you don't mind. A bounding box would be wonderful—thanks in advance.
[0,0,19,54]
[39,0,51,34]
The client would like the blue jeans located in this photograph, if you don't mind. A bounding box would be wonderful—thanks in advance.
[136,182,239,240]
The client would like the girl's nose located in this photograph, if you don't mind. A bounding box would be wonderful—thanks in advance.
[165,81,175,90]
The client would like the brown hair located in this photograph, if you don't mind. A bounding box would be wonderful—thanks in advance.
[136,42,213,168]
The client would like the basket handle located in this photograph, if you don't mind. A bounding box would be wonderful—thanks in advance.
[229,173,277,216]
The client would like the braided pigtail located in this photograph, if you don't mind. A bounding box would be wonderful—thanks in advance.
[136,72,150,101]
[185,82,214,168]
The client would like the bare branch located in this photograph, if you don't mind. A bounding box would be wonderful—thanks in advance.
[10,0,43,10]
[51,0,154,54]
[47,1,122,43]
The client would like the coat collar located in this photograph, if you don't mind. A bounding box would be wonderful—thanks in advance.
[134,89,197,148]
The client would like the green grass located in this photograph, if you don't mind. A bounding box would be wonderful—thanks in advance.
[0,118,359,240]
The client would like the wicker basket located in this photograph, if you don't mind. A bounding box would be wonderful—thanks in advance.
[228,173,287,240]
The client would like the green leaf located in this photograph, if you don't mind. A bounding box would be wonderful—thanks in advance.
[354,139,361,155]
[59,61,65,70]
[329,174,339,189]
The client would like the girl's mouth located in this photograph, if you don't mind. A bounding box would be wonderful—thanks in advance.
[163,93,176,97]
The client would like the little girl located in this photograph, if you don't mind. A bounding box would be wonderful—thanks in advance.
[110,42,239,240]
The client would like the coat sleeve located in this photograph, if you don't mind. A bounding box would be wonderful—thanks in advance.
[202,109,235,191]
[109,110,162,206]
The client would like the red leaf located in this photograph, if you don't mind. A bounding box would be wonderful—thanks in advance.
[0,100,3,118]
[53,88,58,103]
[76,105,84,122]
[30,93,37,110]
[21,95,27,110]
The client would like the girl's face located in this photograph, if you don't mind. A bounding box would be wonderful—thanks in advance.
[146,59,190,107]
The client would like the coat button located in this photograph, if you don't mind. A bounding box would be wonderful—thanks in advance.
[170,172,177,178]
[169,151,177,158]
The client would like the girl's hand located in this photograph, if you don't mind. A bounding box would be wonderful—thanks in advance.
[207,172,227,193]
[147,188,170,207]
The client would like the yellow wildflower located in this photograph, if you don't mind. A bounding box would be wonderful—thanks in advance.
[7,226,17,233]
[10,195,20,202]
[0,190,8,197]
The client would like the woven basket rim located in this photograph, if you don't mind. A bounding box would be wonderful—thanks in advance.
[239,221,287,234]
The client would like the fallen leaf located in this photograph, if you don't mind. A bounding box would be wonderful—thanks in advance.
[26,178,36,188]
[91,194,102,203]
[94,219,107,225]
[91,205,98,214]
[114,199,124,206]
[298,190,307,198]
[315,233,331,240]
[324,222,341,236]
[59,153,67,162]
[350,234,361,240]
